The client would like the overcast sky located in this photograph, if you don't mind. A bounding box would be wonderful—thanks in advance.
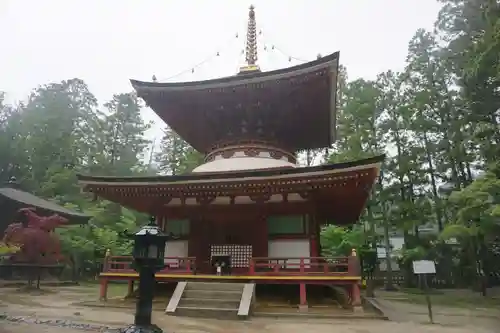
[0,0,441,142]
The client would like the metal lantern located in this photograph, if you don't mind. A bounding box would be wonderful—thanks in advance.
[124,216,169,271]
[120,216,168,333]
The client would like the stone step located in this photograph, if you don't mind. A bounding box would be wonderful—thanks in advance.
[184,289,242,300]
[185,282,245,292]
[179,297,240,309]
[175,306,239,320]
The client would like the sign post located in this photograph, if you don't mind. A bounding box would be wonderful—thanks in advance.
[412,260,436,324]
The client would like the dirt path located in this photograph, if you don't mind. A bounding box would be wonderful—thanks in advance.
[0,286,497,333]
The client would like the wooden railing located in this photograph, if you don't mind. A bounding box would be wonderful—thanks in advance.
[102,255,360,277]
[248,257,357,276]
[103,256,196,274]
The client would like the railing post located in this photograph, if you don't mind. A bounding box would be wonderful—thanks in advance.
[186,258,191,273]
[348,249,361,276]
[103,249,111,272]
[249,258,255,275]
[299,258,305,273]
[323,262,329,274]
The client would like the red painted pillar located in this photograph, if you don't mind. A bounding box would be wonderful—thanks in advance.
[126,280,134,297]
[348,248,363,312]
[309,213,318,258]
[316,214,322,257]
[187,218,197,268]
[189,217,207,273]
[299,283,308,312]
[99,279,108,301]
[253,212,268,258]
[351,282,362,311]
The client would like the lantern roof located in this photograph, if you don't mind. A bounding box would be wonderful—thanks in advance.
[135,224,161,236]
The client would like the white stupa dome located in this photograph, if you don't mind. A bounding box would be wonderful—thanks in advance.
[192,156,296,173]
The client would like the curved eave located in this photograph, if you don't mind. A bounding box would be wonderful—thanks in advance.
[130,51,339,92]
[0,188,91,224]
[77,154,384,186]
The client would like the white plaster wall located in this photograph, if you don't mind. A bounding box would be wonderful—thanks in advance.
[268,239,310,268]
[192,156,296,173]
[164,240,189,266]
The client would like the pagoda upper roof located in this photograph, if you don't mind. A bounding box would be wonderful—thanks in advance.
[131,51,338,92]
[131,51,340,153]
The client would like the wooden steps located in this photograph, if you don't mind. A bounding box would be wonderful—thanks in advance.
[165,281,255,320]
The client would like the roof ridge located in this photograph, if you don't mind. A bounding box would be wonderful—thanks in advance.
[130,51,339,90]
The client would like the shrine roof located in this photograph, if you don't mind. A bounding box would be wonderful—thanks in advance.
[0,187,91,224]
[77,154,384,186]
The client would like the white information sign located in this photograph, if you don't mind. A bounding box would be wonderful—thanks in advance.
[412,260,436,274]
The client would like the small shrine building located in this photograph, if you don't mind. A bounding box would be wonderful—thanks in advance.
[78,6,384,310]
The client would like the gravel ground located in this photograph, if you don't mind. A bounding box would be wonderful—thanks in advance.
[0,285,498,333]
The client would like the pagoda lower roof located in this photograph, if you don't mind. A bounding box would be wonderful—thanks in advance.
[78,155,383,223]
[78,155,383,186]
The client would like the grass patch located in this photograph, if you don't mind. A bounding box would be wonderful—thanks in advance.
[74,281,130,298]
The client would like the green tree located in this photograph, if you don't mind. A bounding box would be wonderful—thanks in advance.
[320,225,367,257]
[156,127,204,175]
[92,93,151,176]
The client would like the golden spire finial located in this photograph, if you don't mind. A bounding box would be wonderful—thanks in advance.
[239,5,260,73]
[246,5,257,65]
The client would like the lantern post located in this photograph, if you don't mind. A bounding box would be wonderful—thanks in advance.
[118,216,170,333]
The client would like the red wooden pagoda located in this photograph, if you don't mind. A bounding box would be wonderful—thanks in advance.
[78,6,383,312]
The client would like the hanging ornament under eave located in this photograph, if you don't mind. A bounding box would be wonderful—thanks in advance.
[217,52,220,56]
[264,45,267,51]
[152,75,157,82]
[191,68,194,73]
[288,56,292,62]
[236,33,239,38]
[272,45,275,50]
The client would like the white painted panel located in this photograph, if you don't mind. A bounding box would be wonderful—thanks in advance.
[164,240,189,267]
[268,239,310,268]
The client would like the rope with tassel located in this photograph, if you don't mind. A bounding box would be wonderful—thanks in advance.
[154,32,241,82]
[152,30,324,82]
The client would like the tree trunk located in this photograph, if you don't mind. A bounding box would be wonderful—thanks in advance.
[383,217,396,291]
